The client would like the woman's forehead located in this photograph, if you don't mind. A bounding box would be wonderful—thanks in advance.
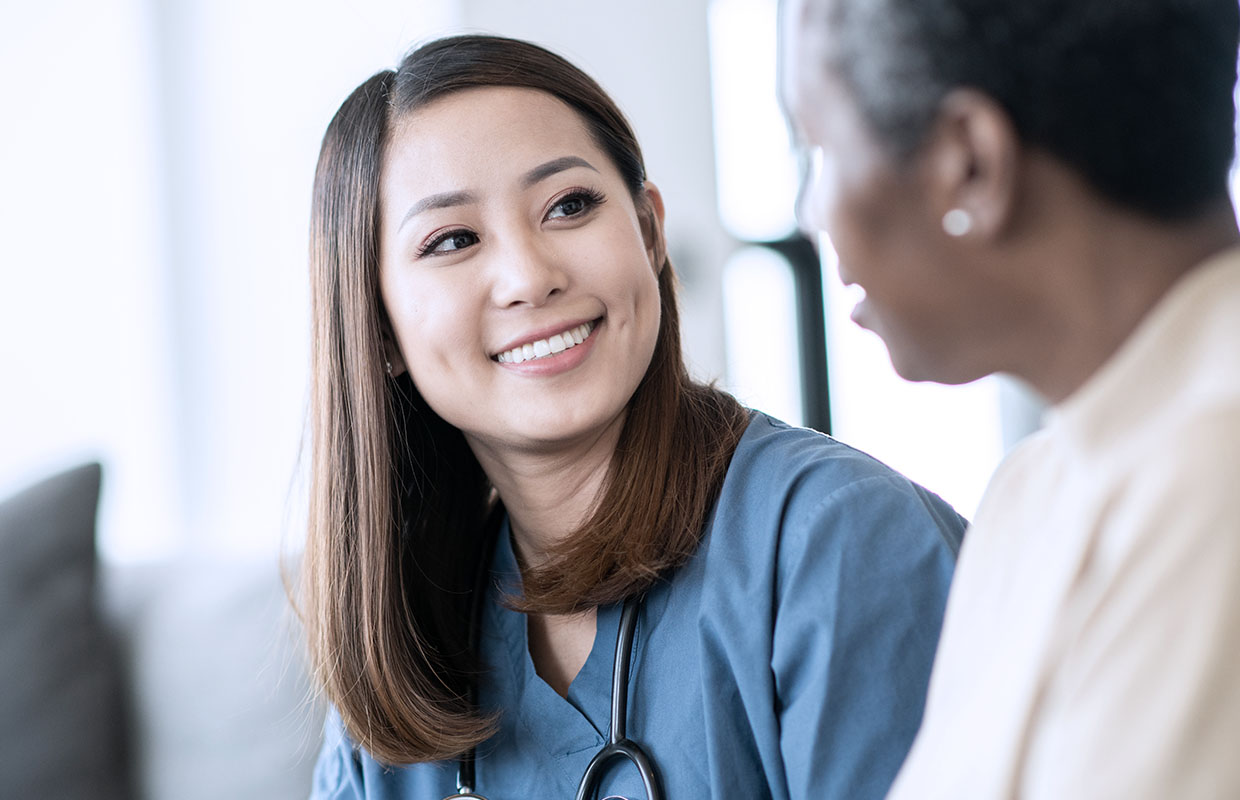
[384,87,605,186]
[393,87,593,154]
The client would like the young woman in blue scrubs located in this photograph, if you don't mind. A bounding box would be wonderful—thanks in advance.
[302,34,966,800]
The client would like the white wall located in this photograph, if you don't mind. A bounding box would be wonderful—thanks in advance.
[0,0,179,557]
[141,0,460,558]
[0,0,461,560]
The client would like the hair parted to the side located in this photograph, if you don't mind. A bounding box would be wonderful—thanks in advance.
[804,0,1240,219]
[302,34,750,766]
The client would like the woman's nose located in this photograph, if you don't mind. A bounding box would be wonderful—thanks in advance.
[489,235,569,308]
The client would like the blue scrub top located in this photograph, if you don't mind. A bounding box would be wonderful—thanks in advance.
[312,412,966,800]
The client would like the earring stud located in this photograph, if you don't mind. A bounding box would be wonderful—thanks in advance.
[942,208,973,237]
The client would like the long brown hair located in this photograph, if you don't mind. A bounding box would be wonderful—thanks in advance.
[303,34,749,765]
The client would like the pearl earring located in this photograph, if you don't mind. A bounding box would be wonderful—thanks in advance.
[942,208,973,237]
[384,360,393,377]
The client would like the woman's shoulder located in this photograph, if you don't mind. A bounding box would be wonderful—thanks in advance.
[726,410,938,503]
[310,707,362,799]
[711,410,967,562]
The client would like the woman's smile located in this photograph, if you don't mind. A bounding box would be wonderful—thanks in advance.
[493,318,598,364]
[492,318,602,377]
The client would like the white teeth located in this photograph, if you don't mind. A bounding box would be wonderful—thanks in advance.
[496,321,595,364]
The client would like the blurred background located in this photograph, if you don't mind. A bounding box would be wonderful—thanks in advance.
[7,0,1202,797]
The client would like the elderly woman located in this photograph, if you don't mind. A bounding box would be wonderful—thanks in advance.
[302,33,965,800]
[781,0,1240,797]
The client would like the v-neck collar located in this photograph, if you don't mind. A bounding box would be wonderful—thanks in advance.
[467,514,683,796]
[486,519,620,754]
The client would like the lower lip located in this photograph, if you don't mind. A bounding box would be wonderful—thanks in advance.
[495,321,601,377]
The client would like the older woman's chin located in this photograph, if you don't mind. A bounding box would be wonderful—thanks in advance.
[870,321,991,386]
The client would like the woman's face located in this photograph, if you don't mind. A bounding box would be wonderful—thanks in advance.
[378,86,663,455]
[781,3,998,385]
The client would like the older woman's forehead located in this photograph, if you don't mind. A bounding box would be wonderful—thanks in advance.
[778,3,843,120]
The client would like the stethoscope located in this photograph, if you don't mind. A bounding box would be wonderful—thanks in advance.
[444,535,664,800]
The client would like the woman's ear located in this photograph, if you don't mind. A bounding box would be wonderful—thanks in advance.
[377,304,408,378]
[382,335,407,378]
[924,89,1021,241]
[639,181,668,272]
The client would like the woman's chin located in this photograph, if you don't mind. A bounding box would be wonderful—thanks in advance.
[468,406,628,456]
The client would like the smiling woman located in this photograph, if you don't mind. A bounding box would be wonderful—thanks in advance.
[302,34,967,800]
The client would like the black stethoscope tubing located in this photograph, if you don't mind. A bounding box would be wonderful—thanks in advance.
[445,526,663,800]
[572,594,663,800]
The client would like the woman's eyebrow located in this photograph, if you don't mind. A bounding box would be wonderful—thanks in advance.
[397,157,597,233]
[398,190,477,232]
[521,156,598,189]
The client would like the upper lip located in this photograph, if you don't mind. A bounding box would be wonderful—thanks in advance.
[490,316,600,357]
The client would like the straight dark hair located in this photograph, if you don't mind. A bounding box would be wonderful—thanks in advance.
[302,35,749,765]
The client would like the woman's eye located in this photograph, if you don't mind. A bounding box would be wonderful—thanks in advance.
[419,230,478,257]
[547,189,605,220]
[553,197,586,217]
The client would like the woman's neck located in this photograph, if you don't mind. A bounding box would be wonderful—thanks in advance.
[465,413,625,569]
